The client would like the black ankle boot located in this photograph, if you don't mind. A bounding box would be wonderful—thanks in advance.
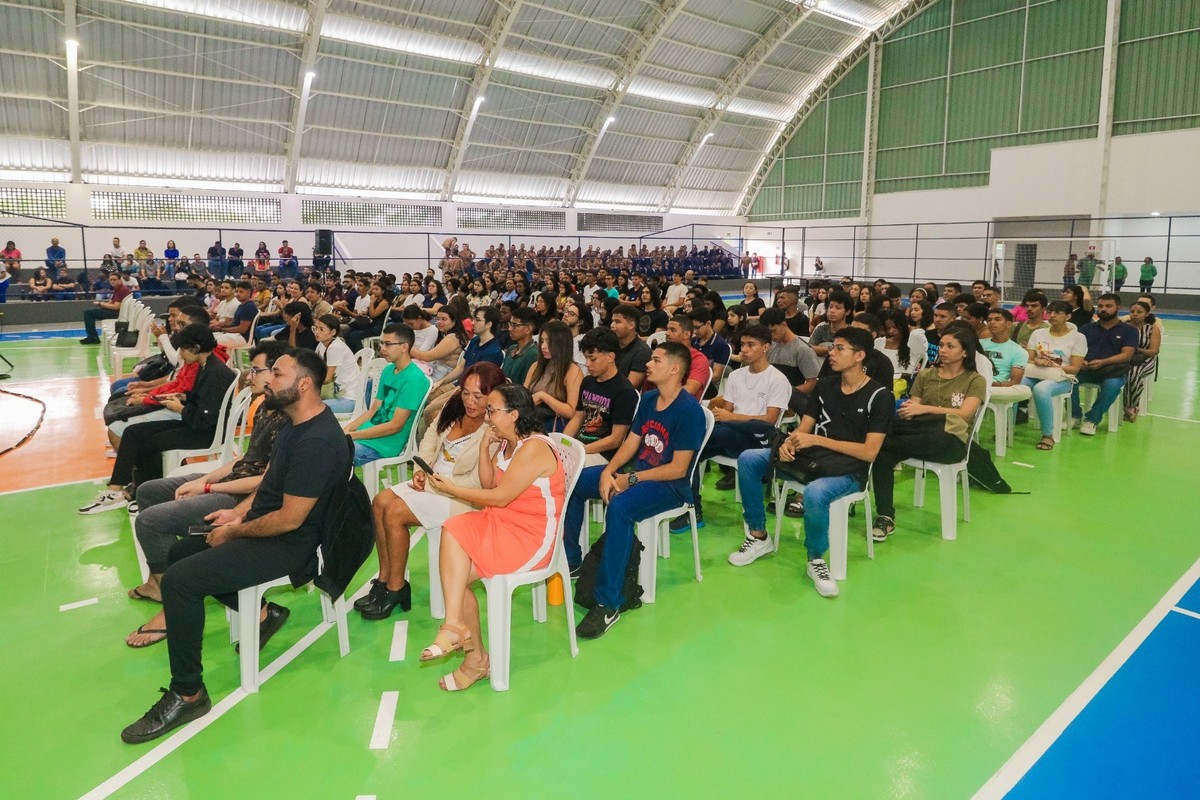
[353,579,386,611]
[361,582,412,620]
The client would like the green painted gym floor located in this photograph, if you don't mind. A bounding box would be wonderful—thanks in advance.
[1,324,1196,799]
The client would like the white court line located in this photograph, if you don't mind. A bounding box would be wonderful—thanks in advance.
[1011,462,1035,469]
[60,597,99,612]
[974,557,1200,799]
[1172,606,1200,622]
[389,620,409,662]
[368,691,399,750]
[79,579,373,800]
[356,796,378,800]
[0,477,107,497]
[1144,413,1200,424]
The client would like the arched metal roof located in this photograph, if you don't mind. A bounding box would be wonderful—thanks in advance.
[0,0,917,214]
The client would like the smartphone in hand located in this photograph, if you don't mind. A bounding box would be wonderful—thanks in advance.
[188,524,214,536]
[412,456,435,475]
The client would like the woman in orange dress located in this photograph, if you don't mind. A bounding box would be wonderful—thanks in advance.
[422,384,566,691]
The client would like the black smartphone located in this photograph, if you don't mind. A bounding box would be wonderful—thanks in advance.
[412,456,435,475]
[188,524,214,536]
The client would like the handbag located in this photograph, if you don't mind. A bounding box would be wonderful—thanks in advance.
[113,320,139,348]
[767,426,827,485]
[1023,363,1067,382]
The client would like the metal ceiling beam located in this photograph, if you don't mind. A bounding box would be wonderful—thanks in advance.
[64,0,82,182]
[658,1,818,212]
[77,11,304,50]
[285,0,327,193]
[84,60,297,93]
[80,100,291,128]
[520,0,643,35]
[736,0,939,217]
[304,122,451,144]
[441,0,522,201]
[563,0,688,207]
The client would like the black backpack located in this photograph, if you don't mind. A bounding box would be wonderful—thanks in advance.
[573,533,644,613]
[967,444,1015,494]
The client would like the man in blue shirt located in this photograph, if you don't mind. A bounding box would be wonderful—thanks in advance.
[214,280,259,348]
[1072,293,1139,436]
[690,307,730,399]
[565,340,705,640]
[45,237,66,270]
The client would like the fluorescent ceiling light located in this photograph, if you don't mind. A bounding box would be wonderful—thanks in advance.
[453,194,565,208]
[113,0,308,33]
[493,51,614,89]
[84,173,285,192]
[0,169,71,183]
[322,15,483,64]
[297,185,442,201]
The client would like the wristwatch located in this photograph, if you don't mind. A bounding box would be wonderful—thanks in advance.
[626,472,638,486]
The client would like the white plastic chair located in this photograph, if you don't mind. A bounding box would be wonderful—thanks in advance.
[773,467,874,582]
[632,406,714,603]
[101,295,138,364]
[228,551,350,693]
[333,349,378,422]
[361,384,432,499]
[645,330,667,348]
[479,434,586,691]
[160,381,252,474]
[362,307,392,355]
[224,310,261,370]
[110,305,156,379]
[901,386,990,541]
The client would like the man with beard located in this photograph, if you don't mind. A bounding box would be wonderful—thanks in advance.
[121,348,350,744]
[1071,293,1138,436]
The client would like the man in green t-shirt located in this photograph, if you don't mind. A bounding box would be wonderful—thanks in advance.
[345,323,430,466]
[1078,252,1098,287]
[501,306,540,384]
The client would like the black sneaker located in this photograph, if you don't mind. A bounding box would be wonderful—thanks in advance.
[784,496,805,517]
[576,605,620,640]
[569,563,582,580]
[121,686,212,744]
[234,602,290,653]
[871,515,896,542]
[79,337,102,345]
[715,473,737,491]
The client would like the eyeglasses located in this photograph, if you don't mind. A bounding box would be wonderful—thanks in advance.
[484,405,511,417]
[829,344,861,353]
[246,366,271,376]
[378,341,402,349]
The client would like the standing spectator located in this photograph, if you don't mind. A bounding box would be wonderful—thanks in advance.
[206,240,226,280]
[1139,257,1158,292]
[80,272,131,344]
[1077,251,1098,288]
[1113,257,1127,291]
[1063,253,1077,287]
[1122,300,1161,422]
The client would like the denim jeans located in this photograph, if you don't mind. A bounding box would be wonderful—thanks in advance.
[691,421,775,521]
[324,396,356,413]
[1022,376,1072,436]
[110,375,138,395]
[1071,372,1126,424]
[353,441,382,466]
[736,448,772,532]
[562,464,691,609]
[801,474,863,560]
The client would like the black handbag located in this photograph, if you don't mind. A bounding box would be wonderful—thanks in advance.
[113,320,139,348]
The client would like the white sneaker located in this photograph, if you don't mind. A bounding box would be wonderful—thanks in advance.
[728,534,775,566]
[807,558,839,598]
[78,490,128,515]
[1079,420,1097,436]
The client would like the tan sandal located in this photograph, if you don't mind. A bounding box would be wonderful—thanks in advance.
[440,657,490,692]
[1036,436,1055,451]
[420,623,473,662]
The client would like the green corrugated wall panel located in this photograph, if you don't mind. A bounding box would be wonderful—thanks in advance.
[947,64,1021,139]
[1022,50,1102,131]
[878,80,947,147]
[944,138,994,175]
[954,0,1026,23]
[785,155,824,185]
[951,11,1025,72]
[1115,32,1200,127]
[783,101,827,157]
[881,28,949,87]
[1025,0,1106,58]
[782,185,823,215]
[1114,117,1200,135]
[1120,0,1200,41]
[751,187,782,217]
[876,143,943,180]
[824,182,861,213]
[825,153,863,183]
[889,0,950,40]
[831,59,869,98]
[876,173,987,194]
[827,95,867,152]
[764,159,784,188]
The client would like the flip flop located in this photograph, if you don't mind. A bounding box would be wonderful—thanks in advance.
[127,587,161,603]
[126,624,167,648]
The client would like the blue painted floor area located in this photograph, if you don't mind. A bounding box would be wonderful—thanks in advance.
[1007,606,1200,799]
[0,328,87,341]
[1176,580,1200,616]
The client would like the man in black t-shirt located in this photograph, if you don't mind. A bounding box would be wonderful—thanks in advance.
[122,348,351,745]
[728,328,891,600]
[773,284,811,337]
[611,304,652,389]
[564,328,639,464]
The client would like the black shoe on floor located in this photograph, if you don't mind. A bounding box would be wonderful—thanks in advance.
[715,473,737,491]
[569,563,582,581]
[121,686,212,744]
[784,497,805,518]
[235,602,290,653]
[360,582,412,620]
[353,578,385,612]
[79,337,101,345]
[576,605,620,640]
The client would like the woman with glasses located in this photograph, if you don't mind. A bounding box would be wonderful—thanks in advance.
[562,298,593,368]
[360,363,507,621]
[421,384,567,691]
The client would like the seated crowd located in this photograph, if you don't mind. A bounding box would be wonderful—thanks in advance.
[72,260,1162,745]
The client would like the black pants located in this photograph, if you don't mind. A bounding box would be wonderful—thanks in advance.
[162,531,319,696]
[692,420,775,520]
[871,418,966,518]
[110,420,214,487]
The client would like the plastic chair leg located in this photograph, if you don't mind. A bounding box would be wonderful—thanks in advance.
[558,561,579,658]
[636,520,658,604]
[828,498,850,581]
[913,468,926,507]
[939,472,958,541]
[237,586,263,693]
[689,508,703,583]
[486,582,512,691]
[863,494,875,562]
[532,582,547,623]
[426,527,445,620]
[960,468,971,524]
[994,406,1008,457]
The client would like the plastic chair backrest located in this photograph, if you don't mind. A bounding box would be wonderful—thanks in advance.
[204,376,242,452]
[545,434,587,561]
[646,331,667,348]
[394,382,433,462]
[219,386,256,463]
[684,406,717,488]
[357,358,389,415]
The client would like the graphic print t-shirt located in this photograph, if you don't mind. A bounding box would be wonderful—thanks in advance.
[630,389,705,494]
[577,373,638,460]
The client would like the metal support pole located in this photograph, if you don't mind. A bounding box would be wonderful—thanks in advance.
[1163,215,1172,293]
[913,223,920,283]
